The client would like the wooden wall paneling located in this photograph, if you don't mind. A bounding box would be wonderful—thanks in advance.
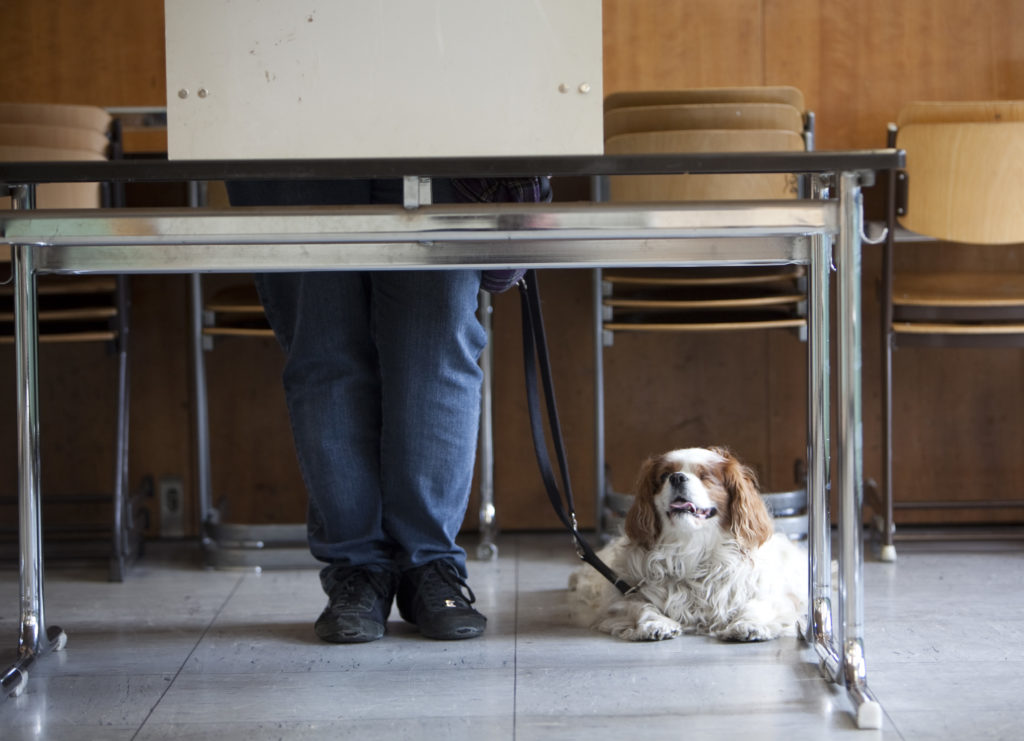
[201,299,306,526]
[796,0,1022,151]
[126,275,195,534]
[602,0,765,95]
[488,270,601,530]
[892,347,1024,524]
[763,0,822,113]
[0,0,167,107]
[602,331,775,486]
[0,343,120,532]
[765,330,810,494]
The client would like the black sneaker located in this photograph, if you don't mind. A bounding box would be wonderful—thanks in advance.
[314,564,398,643]
[397,560,487,640]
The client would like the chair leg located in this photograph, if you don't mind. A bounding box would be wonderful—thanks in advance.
[476,290,497,560]
[880,332,896,563]
[592,267,608,540]
[878,169,898,563]
[109,277,133,581]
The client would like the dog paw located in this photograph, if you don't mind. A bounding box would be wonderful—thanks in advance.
[631,616,684,642]
[719,621,779,642]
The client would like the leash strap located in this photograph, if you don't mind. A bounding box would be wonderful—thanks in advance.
[517,270,635,595]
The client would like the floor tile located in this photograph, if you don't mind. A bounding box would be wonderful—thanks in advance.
[145,668,514,725]
[4,532,1024,739]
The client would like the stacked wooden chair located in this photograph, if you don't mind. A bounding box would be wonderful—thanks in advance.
[875,100,1024,560]
[0,102,140,580]
[595,86,815,538]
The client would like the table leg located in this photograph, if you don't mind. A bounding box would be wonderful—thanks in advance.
[836,171,882,730]
[2,184,67,701]
[806,178,839,678]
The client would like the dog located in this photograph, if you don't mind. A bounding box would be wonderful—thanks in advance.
[568,447,807,642]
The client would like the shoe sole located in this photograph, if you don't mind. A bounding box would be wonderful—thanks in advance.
[315,626,385,642]
[418,619,487,641]
[315,618,386,644]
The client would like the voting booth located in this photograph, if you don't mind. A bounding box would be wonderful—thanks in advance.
[164,0,604,159]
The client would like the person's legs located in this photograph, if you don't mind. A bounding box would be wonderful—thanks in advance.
[255,270,401,568]
[372,268,486,573]
[229,177,488,641]
[229,179,402,642]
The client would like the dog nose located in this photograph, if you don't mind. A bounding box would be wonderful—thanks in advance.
[668,472,686,488]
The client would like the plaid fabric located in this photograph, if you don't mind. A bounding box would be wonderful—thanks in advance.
[451,177,552,293]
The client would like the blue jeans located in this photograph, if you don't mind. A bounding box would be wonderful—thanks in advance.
[227,179,485,575]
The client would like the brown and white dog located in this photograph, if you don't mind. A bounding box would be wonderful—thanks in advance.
[568,447,807,642]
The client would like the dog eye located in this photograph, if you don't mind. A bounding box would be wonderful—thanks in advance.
[659,471,671,483]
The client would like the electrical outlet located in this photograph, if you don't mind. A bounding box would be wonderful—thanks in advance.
[158,475,185,538]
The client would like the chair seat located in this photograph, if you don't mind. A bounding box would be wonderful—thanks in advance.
[205,283,264,314]
[602,267,806,334]
[894,272,1024,307]
[604,266,805,288]
[202,282,272,341]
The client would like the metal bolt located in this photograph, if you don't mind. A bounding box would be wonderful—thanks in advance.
[558,83,570,94]
[198,88,209,98]
[177,89,189,99]
[578,82,592,94]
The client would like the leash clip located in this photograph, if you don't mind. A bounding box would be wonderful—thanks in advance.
[623,577,648,598]
[570,514,586,560]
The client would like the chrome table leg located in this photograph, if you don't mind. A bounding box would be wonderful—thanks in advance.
[835,171,882,730]
[2,184,67,701]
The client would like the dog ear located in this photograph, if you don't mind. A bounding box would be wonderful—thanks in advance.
[717,449,774,551]
[624,455,662,549]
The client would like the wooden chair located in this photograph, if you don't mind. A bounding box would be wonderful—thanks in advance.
[595,88,814,539]
[875,100,1024,560]
[0,101,113,131]
[0,144,106,208]
[604,102,805,139]
[605,128,804,202]
[0,103,140,580]
[604,85,806,113]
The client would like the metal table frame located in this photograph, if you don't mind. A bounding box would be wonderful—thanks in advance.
[0,151,901,728]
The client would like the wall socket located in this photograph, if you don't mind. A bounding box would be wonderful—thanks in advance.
[158,475,186,538]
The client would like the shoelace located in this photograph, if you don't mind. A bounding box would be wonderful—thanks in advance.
[325,567,393,606]
[420,561,476,607]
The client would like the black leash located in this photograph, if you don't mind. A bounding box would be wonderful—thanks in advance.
[517,270,636,595]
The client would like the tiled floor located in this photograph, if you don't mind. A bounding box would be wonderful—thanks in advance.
[1,532,1022,740]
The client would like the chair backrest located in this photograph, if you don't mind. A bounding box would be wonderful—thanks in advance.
[0,145,105,209]
[604,102,804,139]
[896,113,1024,244]
[0,102,112,211]
[0,122,110,155]
[604,85,805,113]
[605,129,804,201]
[897,100,1024,127]
[0,102,112,132]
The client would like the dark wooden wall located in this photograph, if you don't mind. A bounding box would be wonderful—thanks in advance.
[1,0,1021,538]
